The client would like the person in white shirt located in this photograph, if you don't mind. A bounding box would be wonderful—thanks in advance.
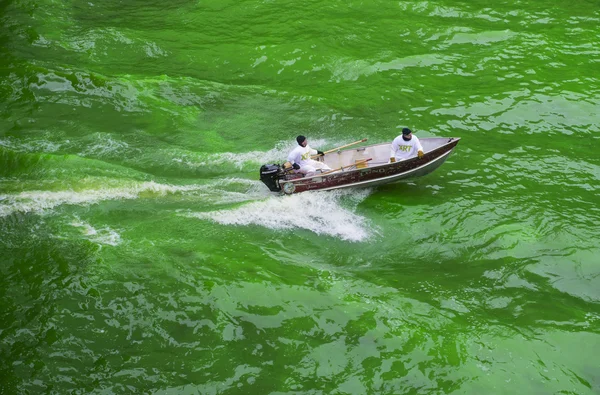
[287,135,331,177]
[390,128,424,162]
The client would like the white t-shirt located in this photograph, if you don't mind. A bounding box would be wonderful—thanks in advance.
[288,144,318,166]
[390,135,424,161]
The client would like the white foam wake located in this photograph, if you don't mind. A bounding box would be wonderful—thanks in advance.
[0,181,203,217]
[196,178,273,204]
[187,188,376,242]
[79,133,136,158]
[177,138,350,170]
[71,218,122,246]
[0,136,63,153]
[0,179,273,217]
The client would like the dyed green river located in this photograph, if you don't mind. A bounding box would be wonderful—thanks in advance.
[1,0,599,393]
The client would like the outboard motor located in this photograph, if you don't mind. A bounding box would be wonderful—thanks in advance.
[259,164,283,192]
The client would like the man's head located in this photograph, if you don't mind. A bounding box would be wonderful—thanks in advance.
[402,128,412,141]
[296,135,307,147]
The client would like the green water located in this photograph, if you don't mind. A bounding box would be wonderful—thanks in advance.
[1,0,599,393]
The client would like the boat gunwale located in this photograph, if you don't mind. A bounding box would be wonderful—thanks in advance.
[283,137,461,185]
[315,148,455,192]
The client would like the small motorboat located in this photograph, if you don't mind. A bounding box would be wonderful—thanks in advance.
[259,137,460,194]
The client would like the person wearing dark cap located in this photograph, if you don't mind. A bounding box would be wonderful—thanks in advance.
[390,128,424,163]
[287,135,331,177]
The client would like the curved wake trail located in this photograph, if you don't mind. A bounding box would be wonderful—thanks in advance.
[0,181,196,217]
[179,137,355,170]
[187,188,376,242]
[0,179,271,217]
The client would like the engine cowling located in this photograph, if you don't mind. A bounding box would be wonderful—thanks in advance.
[259,164,283,192]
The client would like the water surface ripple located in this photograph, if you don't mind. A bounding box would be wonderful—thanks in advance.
[1,0,599,393]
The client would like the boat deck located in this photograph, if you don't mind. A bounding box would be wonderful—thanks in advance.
[320,138,453,170]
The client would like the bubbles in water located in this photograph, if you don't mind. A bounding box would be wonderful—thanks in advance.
[79,133,137,158]
[71,218,122,246]
[0,136,63,152]
[187,188,376,242]
[0,178,273,217]
[0,181,204,217]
